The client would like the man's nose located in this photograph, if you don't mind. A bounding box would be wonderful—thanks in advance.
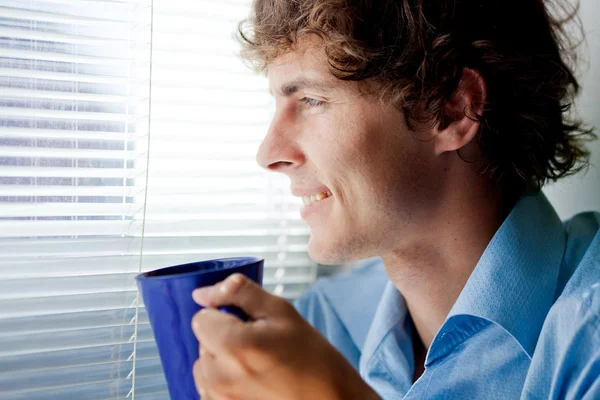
[256,111,305,173]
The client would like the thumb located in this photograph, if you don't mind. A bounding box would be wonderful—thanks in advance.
[192,273,281,320]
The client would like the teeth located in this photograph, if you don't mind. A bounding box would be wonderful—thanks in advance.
[316,192,327,201]
[302,191,331,206]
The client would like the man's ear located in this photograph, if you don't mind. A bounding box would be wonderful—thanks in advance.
[433,68,486,156]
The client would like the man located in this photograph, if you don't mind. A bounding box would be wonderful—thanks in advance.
[190,0,599,398]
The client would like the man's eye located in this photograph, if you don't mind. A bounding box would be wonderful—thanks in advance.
[300,97,324,108]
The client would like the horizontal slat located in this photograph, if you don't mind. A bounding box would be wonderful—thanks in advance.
[0,203,302,217]
[168,0,248,5]
[0,68,129,84]
[0,48,134,66]
[0,275,138,301]
[0,125,266,142]
[149,122,268,140]
[149,106,270,124]
[0,339,158,374]
[17,0,145,5]
[144,175,285,190]
[150,87,270,108]
[0,127,144,141]
[0,357,163,396]
[0,185,145,197]
[0,220,140,237]
[0,308,146,337]
[0,182,293,197]
[0,167,279,179]
[152,15,242,37]
[152,35,239,54]
[0,255,314,284]
[0,272,315,301]
[0,250,312,275]
[0,166,146,178]
[4,374,165,400]
[147,159,262,172]
[0,290,138,320]
[0,235,309,259]
[0,106,134,122]
[153,0,248,21]
[150,69,266,91]
[150,51,246,74]
[0,147,140,160]
[0,106,267,125]
[0,6,132,25]
[0,322,153,357]
[0,87,134,103]
[148,141,259,158]
[0,202,144,217]
[0,219,308,237]
[0,184,286,197]
[0,145,259,160]
[142,207,303,218]
[145,194,301,208]
[136,390,171,400]
[0,27,128,46]
[144,192,294,205]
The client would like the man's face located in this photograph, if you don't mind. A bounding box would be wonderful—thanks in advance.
[257,42,444,264]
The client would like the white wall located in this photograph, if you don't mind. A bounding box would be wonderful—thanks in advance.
[544,0,600,219]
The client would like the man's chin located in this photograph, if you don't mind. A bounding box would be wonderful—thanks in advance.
[308,254,341,265]
[307,235,357,265]
[307,239,336,265]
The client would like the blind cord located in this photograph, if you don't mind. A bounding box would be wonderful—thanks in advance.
[129,0,155,398]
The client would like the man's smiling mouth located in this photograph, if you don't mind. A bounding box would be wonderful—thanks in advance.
[302,190,333,206]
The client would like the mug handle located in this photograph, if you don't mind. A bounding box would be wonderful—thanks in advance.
[218,305,248,321]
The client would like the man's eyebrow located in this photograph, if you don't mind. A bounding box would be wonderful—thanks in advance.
[269,78,337,96]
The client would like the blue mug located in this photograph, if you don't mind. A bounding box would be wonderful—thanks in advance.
[135,257,264,400]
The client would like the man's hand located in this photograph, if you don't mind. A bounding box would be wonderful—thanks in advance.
[190,273,380,400]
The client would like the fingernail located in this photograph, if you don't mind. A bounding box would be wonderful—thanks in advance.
[219,283,229,294]
[220,274,243,294]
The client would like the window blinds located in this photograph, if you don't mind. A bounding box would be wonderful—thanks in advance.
[0,0,316,399]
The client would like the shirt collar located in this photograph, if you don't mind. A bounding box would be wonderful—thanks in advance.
[430,191,567,362]
[360,281,410,366]
[359,280,414,396]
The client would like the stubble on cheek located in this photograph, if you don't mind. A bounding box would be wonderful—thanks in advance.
[304,113,376,262]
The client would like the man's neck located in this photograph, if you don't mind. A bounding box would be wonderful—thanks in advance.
[381,182,510,349]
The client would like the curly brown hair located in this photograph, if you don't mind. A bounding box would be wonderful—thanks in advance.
[237,0,596,192]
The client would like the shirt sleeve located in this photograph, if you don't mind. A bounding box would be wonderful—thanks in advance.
[522,283,600,400]
[293,282,362,371]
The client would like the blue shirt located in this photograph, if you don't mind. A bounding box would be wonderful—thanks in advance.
[295,193,600,399]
